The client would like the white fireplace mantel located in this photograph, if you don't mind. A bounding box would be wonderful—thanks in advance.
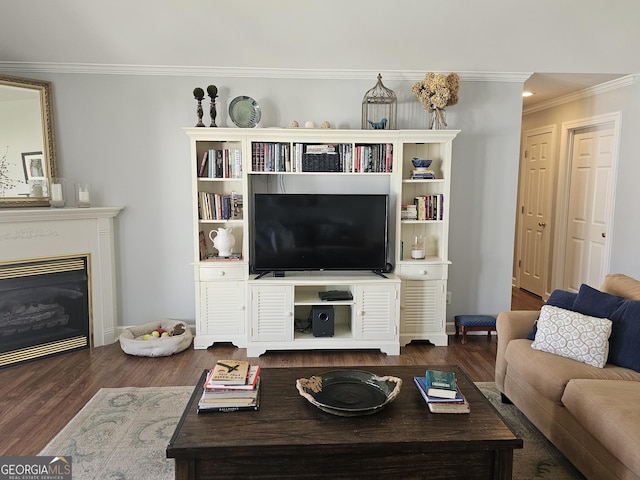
[0,207,124,346]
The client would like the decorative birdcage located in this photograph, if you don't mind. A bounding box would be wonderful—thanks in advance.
[362,73,397,130]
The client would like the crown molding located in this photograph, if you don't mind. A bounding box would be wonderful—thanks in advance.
[523,74,639,115]
[0,61,531,83]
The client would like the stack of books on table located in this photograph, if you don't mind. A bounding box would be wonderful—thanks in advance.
[198,360,261,413]
[414,369,470,414]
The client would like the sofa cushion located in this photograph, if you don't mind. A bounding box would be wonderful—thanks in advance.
[503,339,640,403]
[526,289,578,340]
[601,273,640,300]
[532,305,612,368]
[573,283,624,318]
[608,299,640,372]
[563,379,640,475]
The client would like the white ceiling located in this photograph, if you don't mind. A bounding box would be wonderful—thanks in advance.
[523,73,629,108]
[0,1,638,110]
[1,1,639,72]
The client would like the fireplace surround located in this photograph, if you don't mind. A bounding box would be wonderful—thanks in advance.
[0,207,122,366]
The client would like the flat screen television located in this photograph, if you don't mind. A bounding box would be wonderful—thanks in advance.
[251,193,389,275]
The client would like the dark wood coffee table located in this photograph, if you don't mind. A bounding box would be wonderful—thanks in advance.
[167,365,522,479]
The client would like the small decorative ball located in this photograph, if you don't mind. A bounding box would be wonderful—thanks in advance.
[193,87,205,100]
[206,85,218,98]
[161,331,170,337]
[305,121,316,128]
[288,120,299,128]
[152,330,160,337]
[143,334,151,340]
[320,121,331,129]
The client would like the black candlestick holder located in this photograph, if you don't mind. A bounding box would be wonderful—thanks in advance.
[193,87,205,127]
[207,85,218,127]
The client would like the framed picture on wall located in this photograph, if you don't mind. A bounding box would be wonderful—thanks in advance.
[22,151,46,181]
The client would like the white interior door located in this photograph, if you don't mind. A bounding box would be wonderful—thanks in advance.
[563,126,615,290]
[519,130,553,296]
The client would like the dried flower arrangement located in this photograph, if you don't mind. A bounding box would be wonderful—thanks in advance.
[0,146,21,195]
[411,72,460,128]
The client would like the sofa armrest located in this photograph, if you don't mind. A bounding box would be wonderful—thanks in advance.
[495,310,539,392]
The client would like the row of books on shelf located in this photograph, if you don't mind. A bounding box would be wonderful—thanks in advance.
[401,194,445,221]
[198,148,243,179]
[198,192,243,221]
[414,369,470,414]
[250,142,393,173]
[198,360,261,413]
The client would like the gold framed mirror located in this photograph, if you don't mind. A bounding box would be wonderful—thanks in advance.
[0,74,57,207]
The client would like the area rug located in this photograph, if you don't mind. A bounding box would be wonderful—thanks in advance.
[39,387,193,480]
[477,382,586,479]
[40,383,586,480]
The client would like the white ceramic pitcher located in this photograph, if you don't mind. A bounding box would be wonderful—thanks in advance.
[209,227,235,257]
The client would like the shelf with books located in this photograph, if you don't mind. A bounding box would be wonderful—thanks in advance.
[249,141,394,174]
[188,129,249,351]
[395,132,457,348]
[186,128,458,355]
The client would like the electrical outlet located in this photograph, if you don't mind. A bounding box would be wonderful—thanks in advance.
[446,291,452,304]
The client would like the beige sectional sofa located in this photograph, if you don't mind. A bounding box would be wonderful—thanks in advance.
[496,274,640,480]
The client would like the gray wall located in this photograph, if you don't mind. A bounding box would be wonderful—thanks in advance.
[4,71,523,328]
[3,0,639,330]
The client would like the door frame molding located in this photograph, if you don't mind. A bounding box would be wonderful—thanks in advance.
[552,111,622,290]
[514,124,557,297]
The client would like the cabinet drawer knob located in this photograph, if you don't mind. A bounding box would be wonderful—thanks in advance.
[218,270,225,276]
[420,270,427,275]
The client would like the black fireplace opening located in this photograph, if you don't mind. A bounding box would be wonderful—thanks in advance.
[0,256,90,367]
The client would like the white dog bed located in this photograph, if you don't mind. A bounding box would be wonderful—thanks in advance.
[119,319,193,357]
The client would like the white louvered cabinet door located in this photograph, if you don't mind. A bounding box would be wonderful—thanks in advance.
[353,284,399,341]
[200,281,246,336]
[399,279,447,345]
[250,284,294,342]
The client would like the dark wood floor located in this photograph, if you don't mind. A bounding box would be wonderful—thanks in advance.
[0,287,542,456]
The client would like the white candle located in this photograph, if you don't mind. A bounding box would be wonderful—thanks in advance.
[79,191,90,203]
[51,183,63,201]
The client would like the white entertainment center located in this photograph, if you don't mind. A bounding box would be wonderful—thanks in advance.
[186,127,459,356]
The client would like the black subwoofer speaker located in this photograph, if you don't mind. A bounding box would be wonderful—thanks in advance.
[311,305,334,337]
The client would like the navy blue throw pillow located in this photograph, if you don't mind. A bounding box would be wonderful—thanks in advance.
[526,289,578,340]
[573,283,624,319]
[608,300,640,372]
[546,289,579,311]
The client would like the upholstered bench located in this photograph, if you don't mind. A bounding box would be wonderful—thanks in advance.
[454,315,497,344]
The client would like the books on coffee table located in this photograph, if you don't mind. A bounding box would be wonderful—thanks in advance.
[198,362,261,413]
[414,375,470,414]
[424,369,458,399]
[207,360,251,385]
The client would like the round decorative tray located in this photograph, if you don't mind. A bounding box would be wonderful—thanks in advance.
[229,95,261,128]
[296,370,402,416]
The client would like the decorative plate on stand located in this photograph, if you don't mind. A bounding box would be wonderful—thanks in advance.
[229,96,261,128]
[296,370,402,416]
